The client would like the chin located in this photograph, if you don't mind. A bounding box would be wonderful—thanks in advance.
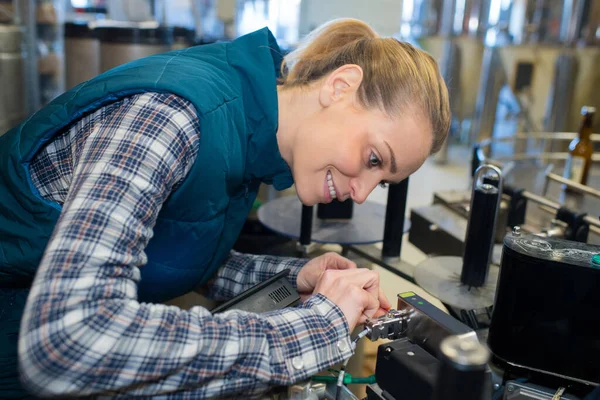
[295,186,317,206]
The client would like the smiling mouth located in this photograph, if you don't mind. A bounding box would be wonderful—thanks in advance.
[326,170,337,200]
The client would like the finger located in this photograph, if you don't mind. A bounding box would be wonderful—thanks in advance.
[326,253,357,270]
[358,288,380,323]
[323,269,380,299]
[378,288,392,310]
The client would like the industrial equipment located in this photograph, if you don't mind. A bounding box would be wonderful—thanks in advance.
[285,233,600,399]
[64,20,100,89]
[399,0,489,163]
[471,0,600,151]
[95,21,173,73]
[0,23,26,135]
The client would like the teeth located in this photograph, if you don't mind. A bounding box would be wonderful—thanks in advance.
[327,171,337,199]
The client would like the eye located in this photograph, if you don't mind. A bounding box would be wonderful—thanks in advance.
[379,181,388,188]
[369,152,381,167]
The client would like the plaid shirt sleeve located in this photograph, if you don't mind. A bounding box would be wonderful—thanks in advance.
[207,251,308,301]
[19,92,353,399]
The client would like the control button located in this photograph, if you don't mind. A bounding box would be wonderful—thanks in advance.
[337,340,349,352]
[292,356,304,370]
[592,254,600,267]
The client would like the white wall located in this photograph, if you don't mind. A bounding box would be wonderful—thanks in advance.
[298,0,404,38]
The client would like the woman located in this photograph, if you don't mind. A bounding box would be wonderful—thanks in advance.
[0,18,449,398]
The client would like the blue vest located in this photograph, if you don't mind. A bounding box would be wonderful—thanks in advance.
[0,27,293,398]
[0,27,292,318]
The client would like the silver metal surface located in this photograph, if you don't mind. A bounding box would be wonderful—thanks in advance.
[0,24,26,134]
[544,52,579,137]
[397,293,479,353]
[65,37,100,89]
[21,0,39,113]
[559,0,587,45]
[364,309,410,341]
[434,39,461,164]
[470,46,505,144]
[546,171,600,201]
[439,334,490,367]
[100,42,170,72]
[414,256,500,310]
[502,380,580,400]
[258,196,410,245]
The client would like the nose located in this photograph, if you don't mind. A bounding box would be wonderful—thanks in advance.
[349,176,379,204]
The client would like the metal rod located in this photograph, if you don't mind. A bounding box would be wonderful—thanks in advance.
[488,153,600,163]
[22,0,39,113]
[583,215,600,229]
[522,191,561,210]
[545,172,600,199]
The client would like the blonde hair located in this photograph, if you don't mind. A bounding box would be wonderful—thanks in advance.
[280,18,450,154]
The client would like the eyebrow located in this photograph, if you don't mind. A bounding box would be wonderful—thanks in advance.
[384,141,397,174]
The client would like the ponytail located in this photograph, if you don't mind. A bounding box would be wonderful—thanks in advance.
[279,18,450,154]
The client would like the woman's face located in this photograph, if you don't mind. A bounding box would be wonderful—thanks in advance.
[288,69,433,206]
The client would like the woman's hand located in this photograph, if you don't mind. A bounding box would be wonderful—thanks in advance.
[296,252,391,324]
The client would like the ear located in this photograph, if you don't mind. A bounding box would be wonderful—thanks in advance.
[318,64,364,108]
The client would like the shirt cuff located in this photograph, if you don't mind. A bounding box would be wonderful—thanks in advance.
[261,293,352,383]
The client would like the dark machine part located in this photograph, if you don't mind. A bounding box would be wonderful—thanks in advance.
[395,292,476,359]
[488,233,600,386]
[505,186,527,227]
[461,183,500,287]
[556,207,590,243]
[317,199,354,220]
[366,292,491,400]
[382,178,409,258]
[373,338,439,400]
[409,204,465,257]
[211,269,299,314]
[432,335,491,400]
[299,205,313,246]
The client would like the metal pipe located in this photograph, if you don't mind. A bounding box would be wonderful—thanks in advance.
[522,190,561,210]
[21,0,39,114]
[545,172,600,199]
[560,0,587,44]
[584,215,600,229]
[469,46,505,145]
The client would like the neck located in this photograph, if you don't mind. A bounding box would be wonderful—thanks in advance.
[276,85,318,166]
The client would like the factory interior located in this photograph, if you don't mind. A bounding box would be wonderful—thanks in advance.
[1,0,600,399]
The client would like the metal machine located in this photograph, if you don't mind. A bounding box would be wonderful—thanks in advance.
[471,0,600,151]
[0,22,26,135]
[399,0,489,163]
[283,232,600,400]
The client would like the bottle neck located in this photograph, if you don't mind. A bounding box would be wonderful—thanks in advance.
[579,116,594,141]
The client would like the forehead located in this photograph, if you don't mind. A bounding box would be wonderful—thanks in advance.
[368,109,432,172]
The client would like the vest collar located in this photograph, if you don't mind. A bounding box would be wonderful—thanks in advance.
[227,28,293,191]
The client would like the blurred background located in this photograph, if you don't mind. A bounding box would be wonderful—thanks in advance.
[2,2,600,397]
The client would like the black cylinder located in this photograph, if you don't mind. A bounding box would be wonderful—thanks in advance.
[432,336,490,400]
[471,145,482,178]
[461,183,499,287]
[382,178,409,258]
[299,205,313,246]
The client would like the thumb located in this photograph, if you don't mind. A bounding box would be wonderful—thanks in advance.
[379,288,392,310]
[358,289,380,324]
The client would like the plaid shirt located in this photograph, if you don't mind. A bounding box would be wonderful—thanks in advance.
[19,93,352,398]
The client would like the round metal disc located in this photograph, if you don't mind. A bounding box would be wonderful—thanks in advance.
[414,256,499,310]
[257,195,410,245]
